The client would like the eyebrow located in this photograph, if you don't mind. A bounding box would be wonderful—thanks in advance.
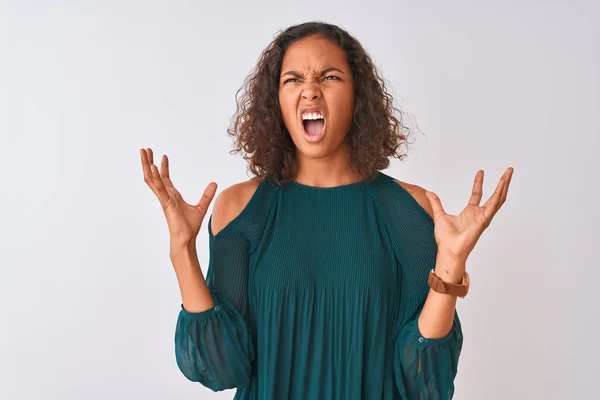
[281,67,345,79]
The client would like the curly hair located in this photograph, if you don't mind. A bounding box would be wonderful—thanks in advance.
[227,21,414,186]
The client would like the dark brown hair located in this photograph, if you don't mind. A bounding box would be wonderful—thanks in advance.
[227,21,414,186]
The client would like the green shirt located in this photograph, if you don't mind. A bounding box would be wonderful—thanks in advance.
[174,171,463,399]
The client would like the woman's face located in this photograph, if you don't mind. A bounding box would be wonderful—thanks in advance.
[278,35,354,160]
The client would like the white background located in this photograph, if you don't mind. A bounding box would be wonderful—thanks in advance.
[1,0,598,399]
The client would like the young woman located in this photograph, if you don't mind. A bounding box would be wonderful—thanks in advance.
[141,21,513,400]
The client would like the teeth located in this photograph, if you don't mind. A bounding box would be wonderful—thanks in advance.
[302,111,324,120]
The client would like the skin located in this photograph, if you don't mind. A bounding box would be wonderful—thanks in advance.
[140,35,515,341]
[278,34,362,187]
[417,168,513,339]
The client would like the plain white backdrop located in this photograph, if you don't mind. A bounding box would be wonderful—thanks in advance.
[1,1,598,399]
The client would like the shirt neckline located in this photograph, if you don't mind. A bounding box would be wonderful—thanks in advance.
[286,170,381,190]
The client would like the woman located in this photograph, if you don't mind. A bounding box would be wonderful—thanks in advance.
[140,21,513,400]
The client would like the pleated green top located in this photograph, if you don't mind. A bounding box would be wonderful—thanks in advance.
[174,171,463,400]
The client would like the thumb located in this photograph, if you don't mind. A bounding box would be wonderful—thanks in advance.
[424,190,447,221]
[195,182,218,211]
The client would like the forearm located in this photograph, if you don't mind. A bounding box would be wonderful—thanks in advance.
[417,254,465,339]
[170,243,215,313]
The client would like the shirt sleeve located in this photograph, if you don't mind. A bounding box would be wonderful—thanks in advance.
[393,309,463,400]
[174,216,255,391]
[392,265,464,400]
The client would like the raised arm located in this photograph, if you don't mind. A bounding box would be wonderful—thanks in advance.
[173,179,260,391]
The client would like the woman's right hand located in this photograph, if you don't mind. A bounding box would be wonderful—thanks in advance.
[140,148,217,249]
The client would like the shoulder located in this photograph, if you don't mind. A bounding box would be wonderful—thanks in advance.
[392,179,434,220]
[210,177,265,236]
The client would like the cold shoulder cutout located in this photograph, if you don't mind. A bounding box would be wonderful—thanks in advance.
[210,178,263,237]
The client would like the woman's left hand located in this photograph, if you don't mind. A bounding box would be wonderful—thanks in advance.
[424,167,514,266]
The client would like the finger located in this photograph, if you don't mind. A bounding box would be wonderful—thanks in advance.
[495,168,512,208]
[482,171,508,222]
[151,164,171,207]
[424,190,447,221]
[140,149,154,184]
[160,154,175,189]
[195,182,218,214]
[147,147,154,165]
[141,148,161,197]
[468,170,484,206]
[500,167,514,205]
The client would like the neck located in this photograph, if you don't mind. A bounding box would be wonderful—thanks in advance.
[293,142,363,187]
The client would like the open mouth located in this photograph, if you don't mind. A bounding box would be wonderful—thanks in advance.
[301,110,326,139]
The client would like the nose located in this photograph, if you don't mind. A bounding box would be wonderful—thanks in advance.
[301,83,321,101]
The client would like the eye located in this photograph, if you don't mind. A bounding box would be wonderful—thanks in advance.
[324,75,340,81]
[283,78,299,84]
